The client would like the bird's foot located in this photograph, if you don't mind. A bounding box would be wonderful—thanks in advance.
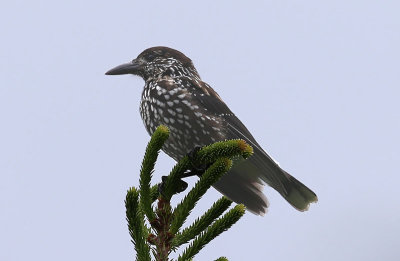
[157,146,210,196]
[158,176,188,196]
[185,146,210,177]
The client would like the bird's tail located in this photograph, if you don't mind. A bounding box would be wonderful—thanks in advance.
[213,169,269,216]
[278,171,318,211]
[211,147,317,213]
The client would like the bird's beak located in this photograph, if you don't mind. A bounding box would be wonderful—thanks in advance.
[105,59,143,75]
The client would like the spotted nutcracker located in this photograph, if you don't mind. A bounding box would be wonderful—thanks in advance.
[105,46,317,215]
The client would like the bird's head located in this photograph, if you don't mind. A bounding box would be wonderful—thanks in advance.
[105,46,200,81]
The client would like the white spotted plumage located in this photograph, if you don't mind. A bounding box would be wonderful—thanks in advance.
[107,46,318,215]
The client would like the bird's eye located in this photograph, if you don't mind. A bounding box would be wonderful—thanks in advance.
[146,53,156,61]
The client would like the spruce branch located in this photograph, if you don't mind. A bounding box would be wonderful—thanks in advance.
[177,204,246,261]
[148,197,174,261]
[139,125,169,221]
[161,156,192,200]
[150,184,159,203]
[215,257,229,261]
[125,187,151,261]
[172,197,232,247]
[170,158,233,235]
[162,139,253,200]
[194,139,253,162]
[125,126,251,260]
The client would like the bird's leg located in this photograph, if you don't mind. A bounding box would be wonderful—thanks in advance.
[157,146,210,196]
[185,146,210,177]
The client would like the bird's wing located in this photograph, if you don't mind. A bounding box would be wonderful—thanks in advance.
[177,77,317,212]
[181,78,287,193]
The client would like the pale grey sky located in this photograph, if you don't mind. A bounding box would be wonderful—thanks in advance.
[1,1,399,260]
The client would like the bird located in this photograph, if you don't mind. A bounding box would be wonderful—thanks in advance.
[105,46,317,215]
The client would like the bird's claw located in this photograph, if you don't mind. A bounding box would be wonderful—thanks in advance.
[185,146,209,177]
[158,176,188,196]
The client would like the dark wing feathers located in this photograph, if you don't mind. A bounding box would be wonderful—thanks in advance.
[178,78,317,213]
[186,79,288,192]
